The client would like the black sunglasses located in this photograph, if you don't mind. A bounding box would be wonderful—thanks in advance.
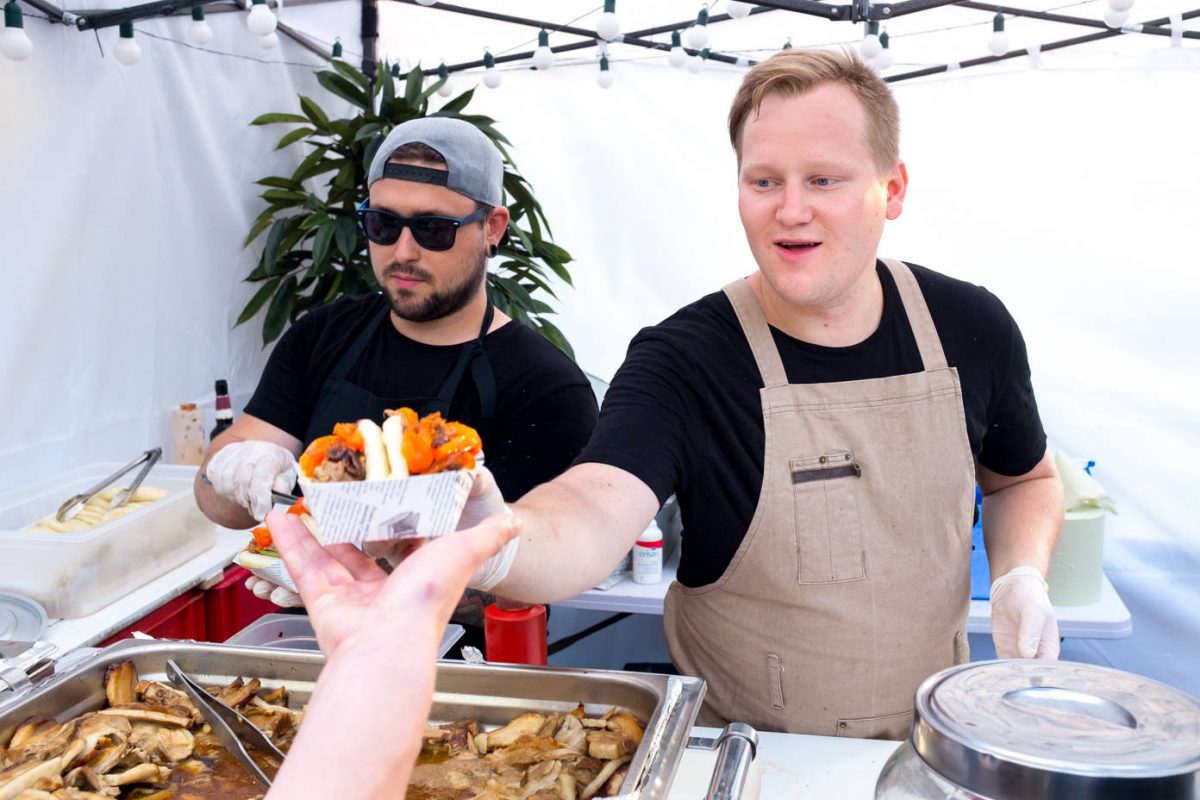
[356,201,487,252]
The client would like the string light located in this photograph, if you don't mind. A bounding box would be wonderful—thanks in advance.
[331,38,342,59]
[686,8,708,49]
[988,12,1008,55]
[246,0,276,37]
[1107,0,1134,12]
[668,29,686,67]
[1103,6,1129,27]
[781,37,792,50]
[532,27,553,70]
[1026,41,1042,68]
[482,49,501,88]
[436,61,453,96]
[114,20,141,64]
[726,1,752,20]
[258,31,278,49]
[597,53,613,87]
[186,5,211,46]
[1,0,34,61]
[860,20,882,59]
[874,30,893,70]
[687,46,708,73]
[596,0,619,41]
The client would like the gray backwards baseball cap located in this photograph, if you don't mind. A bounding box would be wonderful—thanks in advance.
[367,117,503,208]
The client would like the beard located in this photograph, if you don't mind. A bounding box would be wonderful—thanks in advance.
[382,247,488,323]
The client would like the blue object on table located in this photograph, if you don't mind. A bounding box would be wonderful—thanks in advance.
[969,487,991,600]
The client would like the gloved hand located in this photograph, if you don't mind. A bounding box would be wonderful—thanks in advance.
[990,566,1060,659]
[461,467,519,592]
[206,441,299,521]
[245,574,304,608]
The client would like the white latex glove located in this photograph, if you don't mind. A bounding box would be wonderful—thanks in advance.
[461,467,519,592]
[990,566,1060,660]
[245,574,304,609]
[206,441,299,521]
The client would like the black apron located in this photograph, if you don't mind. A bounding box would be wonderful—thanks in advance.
[303,299,498,444]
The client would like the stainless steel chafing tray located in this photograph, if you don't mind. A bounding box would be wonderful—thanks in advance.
[0,638,753,799]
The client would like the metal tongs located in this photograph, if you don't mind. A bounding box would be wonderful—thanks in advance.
[55,447,163,522]
[165,659,285,787]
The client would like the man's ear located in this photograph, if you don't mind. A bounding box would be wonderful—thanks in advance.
[885,160,908,221]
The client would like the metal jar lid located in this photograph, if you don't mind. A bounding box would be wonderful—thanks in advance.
[913,660,1200,800]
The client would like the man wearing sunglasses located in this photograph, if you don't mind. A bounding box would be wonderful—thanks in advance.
[195,118,599,635]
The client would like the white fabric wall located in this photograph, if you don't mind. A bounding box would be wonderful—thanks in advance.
[1,1,1197,694]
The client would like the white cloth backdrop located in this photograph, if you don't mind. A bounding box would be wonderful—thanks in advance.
[1,0,1197,693]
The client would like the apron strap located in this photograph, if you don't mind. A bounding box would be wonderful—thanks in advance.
[880,258,948,371]
[433,301,498,418]
[723,279,789,389]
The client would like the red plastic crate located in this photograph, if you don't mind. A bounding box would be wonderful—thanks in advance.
[100,589,207,646]
[204,565,278,643]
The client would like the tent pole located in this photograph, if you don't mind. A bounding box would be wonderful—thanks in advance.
[361,0,378,83]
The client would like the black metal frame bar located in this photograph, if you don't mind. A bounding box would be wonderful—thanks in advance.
[956,1,1200,40]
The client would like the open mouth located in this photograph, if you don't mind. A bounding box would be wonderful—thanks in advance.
[775,241,821,252]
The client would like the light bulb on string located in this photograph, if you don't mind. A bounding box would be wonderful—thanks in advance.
[532,28,554,70]
[436,61,453,96]
[860,20,882,60]
[482,50,501,88]
[687,47,708,74]
[258,31,278,49]
[1103,6,1129,27]
[781,37,792,50]
[596,0,619,41]
[1107,0,1134,12]
[1,0,34,61]
[1026,41,1042,69]
[988,12,1008,56]
[186,5,212,45]
[390,62,400,78]
[113,20,141,64]
[873,30,893,70]
[597,54,613,88]
[726,1,752,19]
[331,38,342,59]
[668,29,686,67]
[686,8,708,49]
[246,0,276,37]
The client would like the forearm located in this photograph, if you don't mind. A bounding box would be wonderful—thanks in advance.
[266,630,436,799]
[492,464,658,604]
[982,473,1063,580]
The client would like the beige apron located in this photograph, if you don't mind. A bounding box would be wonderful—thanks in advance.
[663,259,974,739]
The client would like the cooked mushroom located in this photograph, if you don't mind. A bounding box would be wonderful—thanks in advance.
[522,759,563,797]
[103,663,137,709]
[60,715,131,772]
[585,730,634,762]
[604,712,643,748]
[216,677,261,709]
[486,713,545,749]
[553,715,587,755]
[100,764,170,787]
[0,757,64,800]
[3,721,77,766]
[602,761,630,796]
[579,755,631,800]
[134,681,200,726]
[127,723,194,764]
[483,736,578,771]
[94,708,189,728]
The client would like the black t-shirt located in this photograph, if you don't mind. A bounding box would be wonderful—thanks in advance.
[245,293,599,501]
[578,262,1047,588]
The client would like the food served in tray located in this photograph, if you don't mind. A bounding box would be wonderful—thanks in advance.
[26,487,169,534]
[0,661,643,800]
[300,409,482,484]
[235,498,316,573]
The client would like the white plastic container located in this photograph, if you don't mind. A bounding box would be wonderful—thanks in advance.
[633,521,664,585]
[0,463,217,618]
[1047,508,1105,606]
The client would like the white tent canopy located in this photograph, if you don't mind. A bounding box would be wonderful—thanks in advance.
[2,0,1197,694]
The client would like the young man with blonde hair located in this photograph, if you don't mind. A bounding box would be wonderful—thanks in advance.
[403,50,1063,738]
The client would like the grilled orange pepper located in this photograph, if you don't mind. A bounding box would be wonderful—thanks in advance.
[251,526,272,549]
[286,498,308,516]
[298,424,366,478]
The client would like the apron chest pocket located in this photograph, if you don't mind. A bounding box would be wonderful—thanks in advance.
[790,450,866,584]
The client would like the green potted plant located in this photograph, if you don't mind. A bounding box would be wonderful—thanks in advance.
[239,60,576,355]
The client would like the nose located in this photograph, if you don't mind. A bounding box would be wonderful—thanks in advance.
[776,183,815,227]
[390,223,423,262]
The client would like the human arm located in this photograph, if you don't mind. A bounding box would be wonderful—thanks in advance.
[192,414,302,529]
[476,461,660,603]
[980,451,1065,659]
[263,511,521,800]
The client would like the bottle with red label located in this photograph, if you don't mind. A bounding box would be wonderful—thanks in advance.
[211,379,233,441]
[632,520,663,585]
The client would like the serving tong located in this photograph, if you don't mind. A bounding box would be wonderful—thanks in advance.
[54,447,162,523]
[165,658,286,787]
